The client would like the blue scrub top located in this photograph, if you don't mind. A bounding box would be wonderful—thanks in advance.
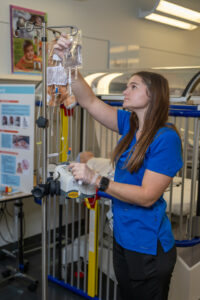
[113,110,183,255]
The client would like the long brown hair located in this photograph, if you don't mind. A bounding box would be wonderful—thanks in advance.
[111,71,180,173]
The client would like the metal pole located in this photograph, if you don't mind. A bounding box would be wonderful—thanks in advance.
[41,22,48,300]
[188,118,199,238]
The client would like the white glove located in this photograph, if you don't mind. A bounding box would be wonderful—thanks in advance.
[69,162,99,185]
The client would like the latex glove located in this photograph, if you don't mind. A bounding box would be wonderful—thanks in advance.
[53,33,72,59]
[69,162,99,185]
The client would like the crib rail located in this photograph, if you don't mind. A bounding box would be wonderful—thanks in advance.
[36,102,200,299]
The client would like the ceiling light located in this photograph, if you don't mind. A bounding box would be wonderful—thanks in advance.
[157,0,200,24]
[152,66,200,70]
[84,73,106,86]
[139,0,200,30]
[97,73,123,94]
[145,13,197,30]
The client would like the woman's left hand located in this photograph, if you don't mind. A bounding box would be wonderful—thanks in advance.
[69,162,98,185]
[53,33,72,59]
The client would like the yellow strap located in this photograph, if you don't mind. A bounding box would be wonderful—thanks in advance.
[87,201,99,297]
[60,108,68,162]
[84,198,91,209]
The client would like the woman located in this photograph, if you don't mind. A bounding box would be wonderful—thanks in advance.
[55,35,183,300]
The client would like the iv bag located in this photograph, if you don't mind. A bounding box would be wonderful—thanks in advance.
[46,30,82,108]
[62,30,82,70]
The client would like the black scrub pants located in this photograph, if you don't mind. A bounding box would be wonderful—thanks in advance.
[113,238,177,300]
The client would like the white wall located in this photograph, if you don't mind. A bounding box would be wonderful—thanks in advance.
[0,0,200,74]
[1,0,200,246]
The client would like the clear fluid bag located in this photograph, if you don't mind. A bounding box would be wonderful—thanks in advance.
[47,30,82,108]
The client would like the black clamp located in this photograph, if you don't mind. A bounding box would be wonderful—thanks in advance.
[31,183,49,200]
[36,116,49,128]
[48,179,60,196]
[32,179,60,200]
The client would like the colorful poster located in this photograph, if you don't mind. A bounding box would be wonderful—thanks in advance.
[0,85,35,196]
[10,5,47,74]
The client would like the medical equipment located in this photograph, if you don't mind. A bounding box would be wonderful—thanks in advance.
[47,30,82,108]
[53,164,96,198]
[47,40,68,107]
[24,23,82,300]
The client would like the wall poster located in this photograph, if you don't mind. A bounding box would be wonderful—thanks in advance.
[0,85,35,197]
[10,5,47,74]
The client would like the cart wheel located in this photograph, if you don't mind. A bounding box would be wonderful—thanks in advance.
[2,269,11,278]
[28,282,38,292]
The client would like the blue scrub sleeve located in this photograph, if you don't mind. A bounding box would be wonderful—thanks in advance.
[117,109,131,135]
[146,130,183,177]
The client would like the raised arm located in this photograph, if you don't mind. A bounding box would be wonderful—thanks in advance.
[72,71,118,132]
[54,33,119,132]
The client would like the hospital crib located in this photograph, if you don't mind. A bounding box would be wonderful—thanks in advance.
[36,102,200,300]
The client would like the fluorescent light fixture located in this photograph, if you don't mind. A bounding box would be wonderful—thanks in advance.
[145,13,197,30]
[84,73,106,86]
[152,66,200,70]
[97,73,123,94]
[157,0,200,24]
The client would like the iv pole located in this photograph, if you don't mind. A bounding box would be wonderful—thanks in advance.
[13,20,49,300]
[14,20,78,300]
[33,22,78,300]
[41,22,48,300]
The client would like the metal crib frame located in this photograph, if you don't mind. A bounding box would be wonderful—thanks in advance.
[43,102,200,300]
